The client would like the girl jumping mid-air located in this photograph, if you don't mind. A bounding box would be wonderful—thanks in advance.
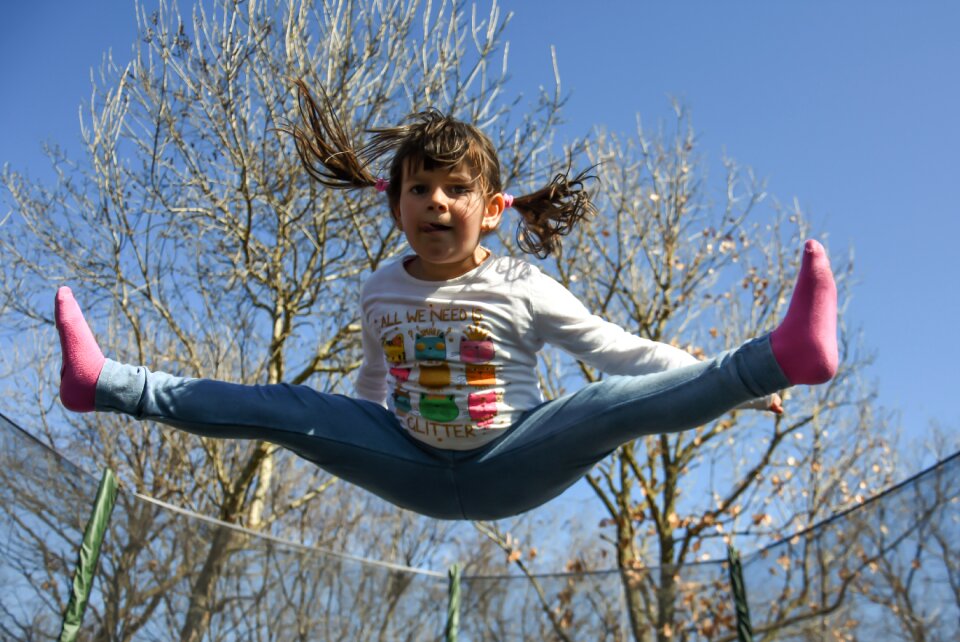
[55,82,837,520]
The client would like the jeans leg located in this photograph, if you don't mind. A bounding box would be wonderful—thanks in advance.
[455,336,789,519]
[95,359,465,518]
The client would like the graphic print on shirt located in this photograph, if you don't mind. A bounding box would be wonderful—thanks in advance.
[468,389,503,427]
[414,330,447,361]
[373,300,509,444]
[420,393,459,422]
[413,328,451,388]
[466,363,497,386]
[383,334,406,363]
[393,388,412,414]
[390,366,412,382]
[456,325,499,387]
[419,364,451,388]
[460,325,495,363]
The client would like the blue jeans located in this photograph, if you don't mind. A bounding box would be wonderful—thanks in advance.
[95,336,788,520]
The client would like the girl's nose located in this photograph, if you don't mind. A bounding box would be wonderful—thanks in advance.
[427,187,448,210]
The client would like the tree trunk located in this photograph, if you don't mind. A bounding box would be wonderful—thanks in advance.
[179,526,241,642]
[179,441,271,641]
[618,518,654,642]
[654,559,677,642]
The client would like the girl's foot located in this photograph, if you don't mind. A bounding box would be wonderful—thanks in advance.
[769,240,838,385]
[55,287,105,412]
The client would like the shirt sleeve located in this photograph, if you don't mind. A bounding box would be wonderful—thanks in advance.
[353,286,389,407]
[528,269,699,375]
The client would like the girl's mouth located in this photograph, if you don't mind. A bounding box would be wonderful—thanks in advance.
[423,223,453,233]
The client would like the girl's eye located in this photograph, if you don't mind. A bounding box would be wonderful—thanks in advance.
[409,185,426,194]
[451,185,470,195]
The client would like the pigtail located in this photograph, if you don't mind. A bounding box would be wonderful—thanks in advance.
[511,167,597,258]
[286,79,377,190]
[286,82,596,256]
[361,119,427,167]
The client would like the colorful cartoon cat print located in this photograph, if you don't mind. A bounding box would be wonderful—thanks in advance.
[390,366,412,383]
[420,393,459,422]
[460,326,495,363]
[393,388,412,413]
[419,363,451,388]
[468,389,502,427]
[383,334,406,364]
[415,331,447,361]
[466,364,497,387]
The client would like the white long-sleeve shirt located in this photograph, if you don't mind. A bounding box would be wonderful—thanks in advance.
[355,253,700,450]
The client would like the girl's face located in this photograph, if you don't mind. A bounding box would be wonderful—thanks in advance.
[393,162,504,281]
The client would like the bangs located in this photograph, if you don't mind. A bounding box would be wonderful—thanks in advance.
[401,141,487,183]
[366,109,503,201]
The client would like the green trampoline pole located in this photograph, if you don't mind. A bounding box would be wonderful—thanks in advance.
[727,545,753,642]
[445,562,462,642]
[59,468,118,642]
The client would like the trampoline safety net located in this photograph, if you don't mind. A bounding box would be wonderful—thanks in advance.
[1,412,957,641]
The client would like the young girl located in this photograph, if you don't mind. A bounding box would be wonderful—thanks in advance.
[55,83,837,521]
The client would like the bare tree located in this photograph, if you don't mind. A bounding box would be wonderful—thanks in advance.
[510,108,899,640]
[0,0,561,639]
[1,0,918,639]
[843,430,960,642]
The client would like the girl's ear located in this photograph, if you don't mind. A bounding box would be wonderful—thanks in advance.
[481,193,505,232]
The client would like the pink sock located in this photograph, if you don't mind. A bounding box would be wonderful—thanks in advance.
[769,240,838,385]
[55,287,105,412]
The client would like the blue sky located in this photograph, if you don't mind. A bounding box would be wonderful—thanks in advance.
[502,1,960,452]
[2,1,958,454]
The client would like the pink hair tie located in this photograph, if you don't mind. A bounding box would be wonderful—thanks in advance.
[374,178,390,193]
[502,193,514,209]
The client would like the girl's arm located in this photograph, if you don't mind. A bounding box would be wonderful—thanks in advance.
[528,269,781,412]
[354,313,389,407]
[528,270,699,376]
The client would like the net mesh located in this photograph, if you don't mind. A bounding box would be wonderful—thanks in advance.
[1,412,956,640]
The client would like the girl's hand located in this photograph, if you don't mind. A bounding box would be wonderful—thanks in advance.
[768,393,784,415]
[734,393,783,414]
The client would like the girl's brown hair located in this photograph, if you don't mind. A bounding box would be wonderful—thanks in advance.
[287,79,595,257]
